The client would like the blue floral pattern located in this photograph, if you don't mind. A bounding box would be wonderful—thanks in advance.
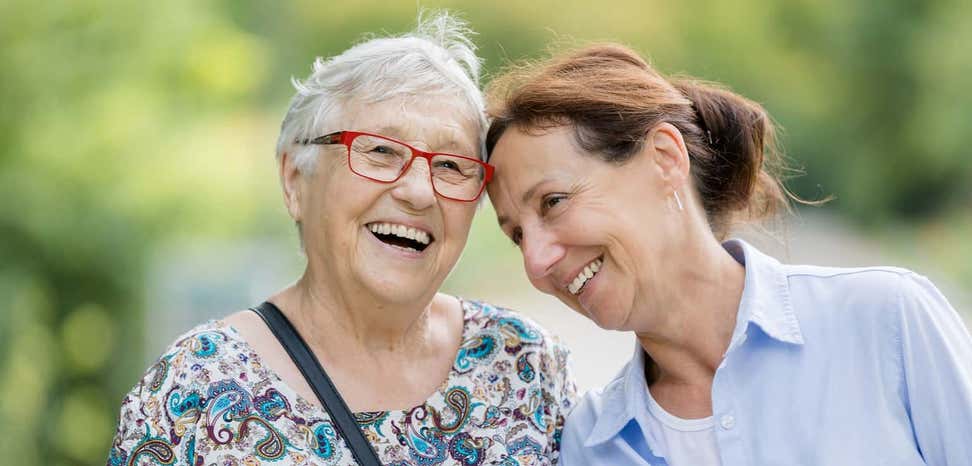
[107,299,576,465]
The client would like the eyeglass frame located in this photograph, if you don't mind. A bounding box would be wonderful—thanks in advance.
[296,130,494,202]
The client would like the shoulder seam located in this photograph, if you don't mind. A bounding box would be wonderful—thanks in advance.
[786,266,914,280]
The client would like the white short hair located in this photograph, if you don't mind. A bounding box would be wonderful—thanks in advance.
[276,11,486,174]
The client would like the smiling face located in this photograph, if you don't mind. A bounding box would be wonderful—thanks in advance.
[283,95,481,306]
[487,124,684,330]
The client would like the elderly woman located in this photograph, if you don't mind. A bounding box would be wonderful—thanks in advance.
[107,14,575,466]
[484,44,972,465]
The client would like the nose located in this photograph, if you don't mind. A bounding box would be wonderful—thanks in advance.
[520,226,566,281]
[390,157,436,210]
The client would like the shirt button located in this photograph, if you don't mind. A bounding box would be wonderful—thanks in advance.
[720,414,736,430]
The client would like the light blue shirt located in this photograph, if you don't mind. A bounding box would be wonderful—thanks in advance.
[561,239,972,465]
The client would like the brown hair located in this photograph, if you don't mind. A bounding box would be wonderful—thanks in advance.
[486,43,793,237]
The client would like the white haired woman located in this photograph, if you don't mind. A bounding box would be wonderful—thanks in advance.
[107,14,576,466]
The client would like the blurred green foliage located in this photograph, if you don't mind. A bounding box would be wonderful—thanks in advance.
[1,0,970,464]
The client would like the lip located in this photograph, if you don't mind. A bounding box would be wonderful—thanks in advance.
[576,260,603,309]
[363,225,431,259]
[560,255,603,291]
[364,219,436,240]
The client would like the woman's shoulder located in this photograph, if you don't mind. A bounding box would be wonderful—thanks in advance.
[119,319,254,403]
[783,261,915,286]
[157,319,247,370]
[782,264,967,353]
[783,263,947,312]
[456,298,579,461]
[782,262,925,312]
[107,319,259,464]
[458,296,577,389]
[459,298,547,333]
[459,297,569,355]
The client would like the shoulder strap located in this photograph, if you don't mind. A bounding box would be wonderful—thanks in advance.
[250,301,382,466]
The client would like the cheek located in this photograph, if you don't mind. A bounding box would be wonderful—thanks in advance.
[528,275,557,295]
[584,195,651,241]
[303,169,342,208]
[444,203,476,233]
[442,204,476,243]
[308,181,376,242]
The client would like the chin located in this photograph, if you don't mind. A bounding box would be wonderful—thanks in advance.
[371,284,433,306]
[573,297,632,331]
[358,267,441,304]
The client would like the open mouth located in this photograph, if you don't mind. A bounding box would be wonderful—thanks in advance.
[367,222,434,253]
[568,256,603,295]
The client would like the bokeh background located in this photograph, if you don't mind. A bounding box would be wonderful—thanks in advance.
[2,1,971,464]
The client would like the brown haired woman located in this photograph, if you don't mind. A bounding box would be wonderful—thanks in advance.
[484,43,972,465]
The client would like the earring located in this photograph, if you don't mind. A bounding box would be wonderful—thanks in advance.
[673,191,684,212]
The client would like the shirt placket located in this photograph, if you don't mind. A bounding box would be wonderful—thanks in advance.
[712,335,749,466]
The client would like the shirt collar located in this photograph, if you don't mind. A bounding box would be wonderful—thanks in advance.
[584,341,658,448]
[724,238,805,347]
[583,238,804,447]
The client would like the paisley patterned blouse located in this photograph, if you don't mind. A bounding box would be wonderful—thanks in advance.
[107,299,577,465]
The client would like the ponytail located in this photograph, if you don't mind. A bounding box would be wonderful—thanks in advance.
[672,79,789,234]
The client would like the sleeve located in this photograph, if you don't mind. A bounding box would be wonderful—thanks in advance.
[106,348,196,466]
[897,272,972,465]
[544,337,579,465]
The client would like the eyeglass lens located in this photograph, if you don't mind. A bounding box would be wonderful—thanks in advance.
[347,134,485,200]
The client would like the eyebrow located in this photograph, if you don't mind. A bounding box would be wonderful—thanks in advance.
[496,179,549,227]
[434,138,475,156]
[370,126,474,155]
[374,125,404,137]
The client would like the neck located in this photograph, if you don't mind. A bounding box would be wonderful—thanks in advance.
[634,235,746,388]
[271,268,438,357]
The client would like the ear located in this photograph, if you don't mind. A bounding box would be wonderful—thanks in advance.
[279,151,304,222]
[646,122,691,190]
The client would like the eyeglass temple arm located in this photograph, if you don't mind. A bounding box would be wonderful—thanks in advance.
[296,131,345,145]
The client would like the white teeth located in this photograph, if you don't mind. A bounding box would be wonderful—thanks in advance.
[367,222,432,245]
[568,258,603,296]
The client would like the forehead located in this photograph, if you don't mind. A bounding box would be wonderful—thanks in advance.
[488,126,589,221]
[490,125,586,184]
[342,95,481,156]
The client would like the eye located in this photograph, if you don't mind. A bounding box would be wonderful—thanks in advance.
[510,227,523,247]
[540,194,566,214]
[433,159,461,172]
[371,145,396,155]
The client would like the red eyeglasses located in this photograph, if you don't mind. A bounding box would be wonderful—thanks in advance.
[299,131,493,202]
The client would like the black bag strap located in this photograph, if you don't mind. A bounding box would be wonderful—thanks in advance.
[250,301,382,466]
